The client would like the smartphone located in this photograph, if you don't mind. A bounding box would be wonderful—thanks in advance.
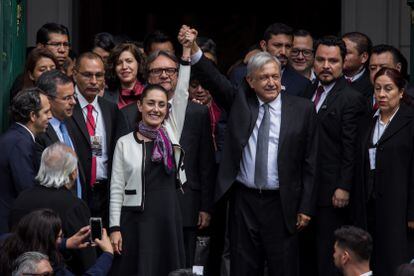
[89,217,102,242]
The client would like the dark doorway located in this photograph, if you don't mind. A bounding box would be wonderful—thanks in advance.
[75,5,341,73]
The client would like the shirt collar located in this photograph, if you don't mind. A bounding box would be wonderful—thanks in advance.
[346,67,366,82]
[75,86,98,109]
[257,92,281,110]
[16,122,36,142]
[49,117,62,129]
[317,81,336,94]
[360,271,373,276]
[373,106,400,123]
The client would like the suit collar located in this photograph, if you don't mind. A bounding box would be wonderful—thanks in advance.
[316,78,347,115]
[375,104,414,145]
[72,102,90,142]
[278,93,293,153]
[45,122,60,142]
[15,122,36,141]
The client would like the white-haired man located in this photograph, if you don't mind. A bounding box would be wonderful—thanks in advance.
[9,143,97,274]
[186,24,318,276]
[12,252,53,276]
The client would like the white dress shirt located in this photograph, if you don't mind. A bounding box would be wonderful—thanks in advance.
[75,86,108,180]
[312,81,336,112]
[372,107,399,145]
[236,95,281,189]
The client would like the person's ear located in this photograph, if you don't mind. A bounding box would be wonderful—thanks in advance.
[396,62,402,72]
[137,100,143,113]
[259,40,267,52]
[29,71,35,82]
[342,250,351,265]
[29,110,37,123]
[361,52,369,64]
[69,169,77,181]
[246,75,255,89]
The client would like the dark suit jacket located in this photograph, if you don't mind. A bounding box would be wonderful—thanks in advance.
[353,104,414,276]
[350,69,373,100]
[10,185,96,274]
[0,123,37,234]
[67,96,127,187]
[122,101,216,227]
[193,55,318,234]
[282,65,312,96]
[226,62,311,97]
[303,78,367,206]
[35,121,87,198]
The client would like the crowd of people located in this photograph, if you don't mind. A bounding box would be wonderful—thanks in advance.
[0,20,414,276]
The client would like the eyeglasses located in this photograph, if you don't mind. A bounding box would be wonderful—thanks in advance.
[53,94,77,102]
[290,48,314,58]
[77,71,105,81]
[148,67,178,77]
[22,272,54,276]
[45,42,70,48]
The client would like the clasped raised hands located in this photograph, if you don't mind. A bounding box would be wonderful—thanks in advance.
[178,25,198,49]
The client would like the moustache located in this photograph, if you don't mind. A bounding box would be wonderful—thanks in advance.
[320,70,332,75]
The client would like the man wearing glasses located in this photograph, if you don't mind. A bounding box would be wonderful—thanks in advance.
[68,52,127,229]
[290,29,316,83]
[36,22,71,67]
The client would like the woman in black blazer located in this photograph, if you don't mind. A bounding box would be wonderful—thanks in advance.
[354,68,414,276]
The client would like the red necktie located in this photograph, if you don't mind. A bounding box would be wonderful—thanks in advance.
[346,77,353,84]
[313,86,325,108]
[86,104,97,186]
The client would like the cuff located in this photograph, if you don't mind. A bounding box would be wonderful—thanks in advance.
[191,49,203,65]
[109,226,121,233]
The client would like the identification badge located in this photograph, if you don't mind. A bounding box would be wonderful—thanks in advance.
[91,135,103,157]
[368,147,376,170]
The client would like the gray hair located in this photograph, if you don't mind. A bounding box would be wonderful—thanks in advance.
[12,251,50,276]
[36,142,78,188]
[36,69,73,98]
[246,52,281,77]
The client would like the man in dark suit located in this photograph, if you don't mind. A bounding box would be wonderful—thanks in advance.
[302,36,367,276]
[10,143,96,275]
[186,24,318,275]
[68,52,127,227]
[0,88,52,234]
[35,70,85,199]
[122,49,216,267]
[342,32,373,99]
[229,23,311,97]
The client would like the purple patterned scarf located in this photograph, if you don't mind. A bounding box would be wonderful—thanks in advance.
[137,121,174,174]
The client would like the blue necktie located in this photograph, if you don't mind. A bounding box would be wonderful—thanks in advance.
[59,122,82,199]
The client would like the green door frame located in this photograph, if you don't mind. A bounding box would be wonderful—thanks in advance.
[0,0,26,132]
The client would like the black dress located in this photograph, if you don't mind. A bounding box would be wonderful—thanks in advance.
[111,138,185,276]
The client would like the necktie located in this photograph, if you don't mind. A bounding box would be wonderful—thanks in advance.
[254,103,270,189]
[86,104,97,186]
[313,85,325,108]
[373,102,379,111]
[345,77,353,84]
[59,121,82,198]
